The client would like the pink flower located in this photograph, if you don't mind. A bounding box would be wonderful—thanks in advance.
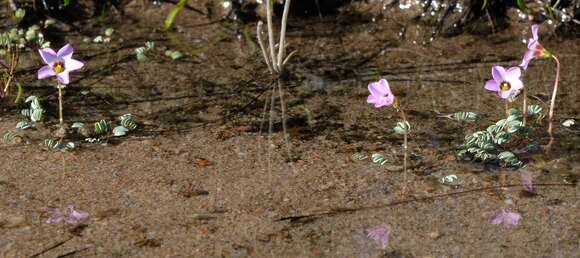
[489,209,521,228]
[366,225,390,249]
[520,24,551,70]
[484,66,524,99]
[46,204,89,224]
[367,79,395,108]
[38,44,84,85]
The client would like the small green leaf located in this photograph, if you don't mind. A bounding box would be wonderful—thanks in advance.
[104,28,114,37]
[393,121,411,135]
[94,120,109,135]
[113,126,129,137]
[527,105,542,115]
[16,121,33,130]
[71,122,85,129]
[562,119,575,128]
[164,0,187,30]
[371,153,388,165]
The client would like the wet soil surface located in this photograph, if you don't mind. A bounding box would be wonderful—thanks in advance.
[1,1,579,257]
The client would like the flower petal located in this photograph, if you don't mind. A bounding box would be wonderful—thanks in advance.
[531,24,539,41]
[368,79,391,96]
[57,44,74,60]
[520,50,534,70]
[491,66,506,82]
[384,94,394,106]
[367,95,387,108]
[498,90,512,99]
[484,80,499,92]
[56,71,70,85]
[38,65,56,80]
[505,67,521,81]
[510,78,524,92]
[527,38,538,50]
[39,48,57,65]
[64,58,84,72]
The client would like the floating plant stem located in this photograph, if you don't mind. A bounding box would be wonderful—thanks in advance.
[547,55,561,136]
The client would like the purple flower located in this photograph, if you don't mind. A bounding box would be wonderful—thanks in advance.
[366,225,390,249]
[38,44,84,85]
[520,24,550,70]
[489,209,521,228]
[46,204,89,224]
[484,66,524,99]
[367,79,395,108]
[520,169,533,193]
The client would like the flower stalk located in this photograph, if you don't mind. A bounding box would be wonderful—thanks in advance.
[367,79,411,193]
[522,87,527,126]
[547,55,561,136]
[57,81,64,125]
[37,44,84,125]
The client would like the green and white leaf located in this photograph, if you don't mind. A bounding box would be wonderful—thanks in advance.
[113,126,129,137]
[527,105,542,115]
[16,121,33,130]
[393,121,411,135]
[371,153,388,165]
[562,119,576,128]
[71,122,85,129]
[94,120,109,135]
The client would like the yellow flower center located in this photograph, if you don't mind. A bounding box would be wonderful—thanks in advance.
[499,82,511,92]
[52,62,65,74]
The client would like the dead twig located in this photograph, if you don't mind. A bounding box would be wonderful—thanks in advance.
[28,237,73,258]
[276,183,576,222]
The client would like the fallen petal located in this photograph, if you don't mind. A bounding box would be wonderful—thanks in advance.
[366,225,390,249]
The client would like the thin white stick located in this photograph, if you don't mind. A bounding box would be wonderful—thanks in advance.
[282,50,297,66]
[265,0,278,72]
[257,21,273,73]
[276,0,292,69]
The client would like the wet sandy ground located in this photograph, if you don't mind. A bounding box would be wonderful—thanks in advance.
[1,1,579,257]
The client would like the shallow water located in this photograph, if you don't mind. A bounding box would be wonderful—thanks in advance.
[0,1,579,257]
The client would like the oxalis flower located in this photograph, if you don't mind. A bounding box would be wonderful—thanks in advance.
[367,79,395,108]
[485,66,523,99]
[38,44,84,85]
[520,24,552,70]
